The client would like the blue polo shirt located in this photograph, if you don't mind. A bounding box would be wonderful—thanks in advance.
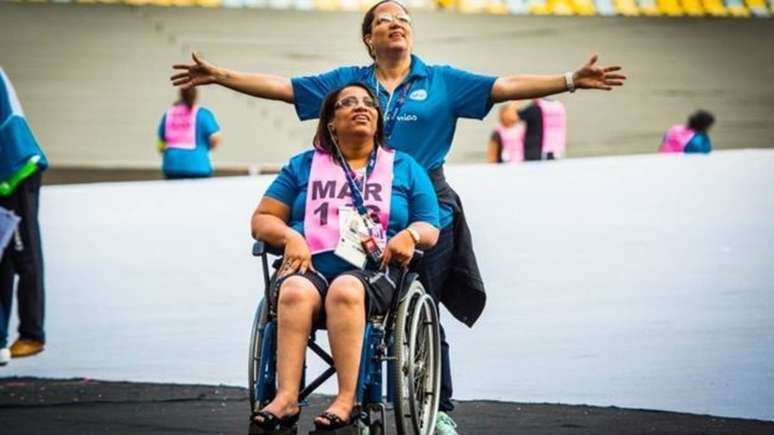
[157,106,220,177]
[292,55,497,228]
[683,132,712,154]
[265,149,439,281]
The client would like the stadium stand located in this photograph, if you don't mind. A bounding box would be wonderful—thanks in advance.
[613,0,640,15]
[637,0,661,15]
[3,0,774,15]
[1,2,773,172]
[745,0,770,15]
[593,0,618,15]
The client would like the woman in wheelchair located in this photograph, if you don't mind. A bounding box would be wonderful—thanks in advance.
[250,82,440,433]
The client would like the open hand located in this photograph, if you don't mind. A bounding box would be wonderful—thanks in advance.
[170,52,220,89]
[573,54,627,91]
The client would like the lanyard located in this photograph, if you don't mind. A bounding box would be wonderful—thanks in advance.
[335,146,378,217]
[374,75,414,140]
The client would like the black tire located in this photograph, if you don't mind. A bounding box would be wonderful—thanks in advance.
[248,298,269,413]
[369,420,384,435]
[392,280,441,435]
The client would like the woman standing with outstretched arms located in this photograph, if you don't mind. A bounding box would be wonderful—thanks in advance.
[171,2,626,431]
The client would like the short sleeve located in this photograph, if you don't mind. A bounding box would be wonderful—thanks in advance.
[440,66,497,120]
[291,66,360,121]
[406,158,440,228]
[198,108,220,137]
[264,154,306,207]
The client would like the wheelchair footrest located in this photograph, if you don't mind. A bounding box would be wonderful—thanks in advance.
[308,423,360,435]
[248,423,298,435]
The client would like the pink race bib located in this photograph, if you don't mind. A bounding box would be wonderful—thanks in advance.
[659,125,695,153]
[496,124,525,163]
[164,104,199,150]
[536,99,567,157]
[304,148,395,254]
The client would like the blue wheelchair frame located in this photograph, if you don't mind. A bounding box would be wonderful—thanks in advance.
[248,240,440,435]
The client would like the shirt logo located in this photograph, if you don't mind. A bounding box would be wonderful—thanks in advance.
[409,89,428,101]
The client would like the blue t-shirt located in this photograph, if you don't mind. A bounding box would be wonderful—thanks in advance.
[292,55,496,228]
[0,66,47,182]
[684,132,712,154]
[264,149,440,281]
[157,106,220,177]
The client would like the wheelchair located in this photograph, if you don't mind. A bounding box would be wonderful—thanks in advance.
[248,240,442,435]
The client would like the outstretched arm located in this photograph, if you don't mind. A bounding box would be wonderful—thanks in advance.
[491,54,626,103]
[171,52,294,104]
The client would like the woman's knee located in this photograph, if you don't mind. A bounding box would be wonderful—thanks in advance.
[278,276,320,308]
[327,275,366,308]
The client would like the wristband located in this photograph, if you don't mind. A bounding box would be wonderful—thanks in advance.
[405,227,421,245]
[564,72,576,93]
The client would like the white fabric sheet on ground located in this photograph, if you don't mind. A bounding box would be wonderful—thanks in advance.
[2,150,773,421]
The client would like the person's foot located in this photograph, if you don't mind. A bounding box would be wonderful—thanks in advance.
[314,399,355,429]
[0,348,10,366]
[252,398,300,427]
[10,339,44,358]
[434,411,458,435]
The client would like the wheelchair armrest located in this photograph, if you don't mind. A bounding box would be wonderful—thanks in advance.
[413,250,424,261]
[252,240,283,257]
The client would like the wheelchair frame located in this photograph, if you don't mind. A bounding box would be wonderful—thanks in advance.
[248,240,441,435]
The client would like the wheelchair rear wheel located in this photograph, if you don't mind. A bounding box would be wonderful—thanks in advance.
[392,280,442,435]
[248,298,270,413]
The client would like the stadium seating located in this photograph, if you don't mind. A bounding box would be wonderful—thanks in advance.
[614,0,641,15]
[593,0,618,15]
[2,0,771,35]
[725,0,751,15]
[702,0,729,16]
[745,0,770,15]
[637,0,662,15]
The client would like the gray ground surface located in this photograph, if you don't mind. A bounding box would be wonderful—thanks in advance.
[1,3,773,169]
[2,377,774,435]
[3,151,773,422]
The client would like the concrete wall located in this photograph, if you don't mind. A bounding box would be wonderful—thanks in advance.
[2,3,773,168]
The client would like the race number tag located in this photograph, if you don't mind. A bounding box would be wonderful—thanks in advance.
[334,207,368,269]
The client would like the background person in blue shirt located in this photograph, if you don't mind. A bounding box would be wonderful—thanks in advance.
[171,1,626,430]
[250,83,439,431]
[157,87,222,179]
[683,110,714,154]
[0,66,49,364]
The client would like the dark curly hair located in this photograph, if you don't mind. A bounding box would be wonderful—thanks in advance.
[687,110,715,133]
[313,82,385,162]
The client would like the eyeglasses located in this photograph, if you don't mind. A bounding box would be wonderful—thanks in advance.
[374,13,412,26]
[334,96,379,110]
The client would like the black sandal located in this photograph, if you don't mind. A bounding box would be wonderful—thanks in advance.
[313,411,355,431]
[249,409,301,433]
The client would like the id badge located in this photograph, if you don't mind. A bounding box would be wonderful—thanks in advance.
[334,207,367,269]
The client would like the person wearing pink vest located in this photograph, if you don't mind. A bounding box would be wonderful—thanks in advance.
[659,110,715,154]
[250,83,439,432]
[157,88,222,179]
[535,98,567,159]
[488,102,525,163]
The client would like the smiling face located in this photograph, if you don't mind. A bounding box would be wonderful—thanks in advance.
[330,86,379,142]
[363,1,413,59]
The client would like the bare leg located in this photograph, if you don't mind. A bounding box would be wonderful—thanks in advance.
[316,275,366,425]
[255,276,322,422]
